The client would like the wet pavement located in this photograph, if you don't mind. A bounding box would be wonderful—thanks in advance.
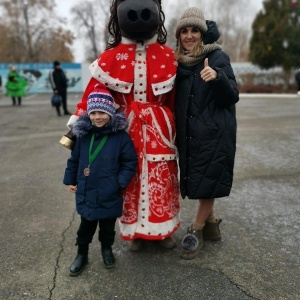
[0,93,299,300]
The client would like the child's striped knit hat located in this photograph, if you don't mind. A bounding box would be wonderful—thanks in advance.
[87,83,115,116]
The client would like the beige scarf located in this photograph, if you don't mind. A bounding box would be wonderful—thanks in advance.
[178,42,222,66]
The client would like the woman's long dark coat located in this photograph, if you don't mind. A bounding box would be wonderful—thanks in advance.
[175,49,239,199]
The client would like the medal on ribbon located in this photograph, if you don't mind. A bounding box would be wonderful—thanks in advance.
[83,134,108,177]
[83,167,90,176]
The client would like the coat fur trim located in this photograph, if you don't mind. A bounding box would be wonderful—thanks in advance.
[71,109,128,138]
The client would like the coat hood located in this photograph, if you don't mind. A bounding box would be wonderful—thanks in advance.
[72,109,128,138]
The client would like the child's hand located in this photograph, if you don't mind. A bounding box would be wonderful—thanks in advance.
[68,185,77,193]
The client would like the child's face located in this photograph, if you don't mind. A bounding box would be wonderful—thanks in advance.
[89,111,110,128]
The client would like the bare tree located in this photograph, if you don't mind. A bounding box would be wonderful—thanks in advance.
[71,0,111,62]
[0,0,74,63]
[206,0,255,61]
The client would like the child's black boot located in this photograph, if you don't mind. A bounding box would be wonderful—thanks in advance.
[101,246,115,269]
[99,227,116,269]
[69,244,88,276]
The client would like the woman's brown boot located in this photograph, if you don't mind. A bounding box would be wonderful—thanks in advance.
[180,225,204,260]
[202,219,222,241]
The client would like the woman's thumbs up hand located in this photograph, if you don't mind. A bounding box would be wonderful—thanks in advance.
[200,58,217,82]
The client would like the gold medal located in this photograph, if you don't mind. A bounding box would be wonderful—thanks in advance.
[83,167,90,176]
[84,135,108,177]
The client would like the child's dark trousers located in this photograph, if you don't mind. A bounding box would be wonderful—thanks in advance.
[76,216,116,248]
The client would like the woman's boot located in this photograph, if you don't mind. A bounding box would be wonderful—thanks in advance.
[202,219,222,241]
[69,244,88,276]
[180,225,204,260]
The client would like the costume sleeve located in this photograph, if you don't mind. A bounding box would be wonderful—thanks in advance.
[117,134,138,189]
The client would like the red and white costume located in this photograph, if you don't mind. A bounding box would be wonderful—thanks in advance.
[73,36,180,240]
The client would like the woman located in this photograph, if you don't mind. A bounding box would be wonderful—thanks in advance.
[174,7,239,260]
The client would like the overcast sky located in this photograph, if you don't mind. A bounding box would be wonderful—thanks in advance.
[55,0,264,62]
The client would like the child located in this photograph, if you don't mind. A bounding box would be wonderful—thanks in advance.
[63,83,137,276]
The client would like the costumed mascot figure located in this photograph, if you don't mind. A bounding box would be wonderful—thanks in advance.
[62,0,180,250]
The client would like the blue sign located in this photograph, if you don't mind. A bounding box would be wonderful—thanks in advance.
[0,63,83,93]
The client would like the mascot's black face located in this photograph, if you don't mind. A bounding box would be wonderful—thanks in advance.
[117,0,160,41]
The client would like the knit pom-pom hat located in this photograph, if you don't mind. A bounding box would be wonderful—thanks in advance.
[175,7,208,39]
[87,83,116,116]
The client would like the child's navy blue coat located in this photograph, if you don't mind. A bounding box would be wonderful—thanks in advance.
[63,112,137,221]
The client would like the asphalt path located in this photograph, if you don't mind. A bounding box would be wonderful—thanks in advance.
[0,93,299,300]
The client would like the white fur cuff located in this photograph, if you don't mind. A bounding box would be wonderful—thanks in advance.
[66,115,79,129]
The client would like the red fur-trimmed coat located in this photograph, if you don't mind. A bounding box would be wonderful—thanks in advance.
[73,36,180,241]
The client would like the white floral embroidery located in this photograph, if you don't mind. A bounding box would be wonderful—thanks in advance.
[131,61,135,66]
[161,65,166,69]
[166,54,170,57]
[168,74,172,78]
[153,74,158,78]
[121,65,126,69]
[173,61,178,66]
[101,63,106,66]
[146,135,150,142]
[152,55,156,59]
[78,108,86,116]
[128,48,134,51]
[141,109,150,116]
[116,53,129,60]
[151,141,158,148]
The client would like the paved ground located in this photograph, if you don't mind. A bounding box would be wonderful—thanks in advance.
[0,93,299,300]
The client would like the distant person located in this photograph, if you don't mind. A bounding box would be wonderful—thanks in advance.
[174,7,239,260]
[63,83,137,276]
[295,69,300,95]
[49,61,71,116]
[5,66,27,106]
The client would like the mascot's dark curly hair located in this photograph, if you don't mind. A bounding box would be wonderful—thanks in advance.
[107,0,167,49]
